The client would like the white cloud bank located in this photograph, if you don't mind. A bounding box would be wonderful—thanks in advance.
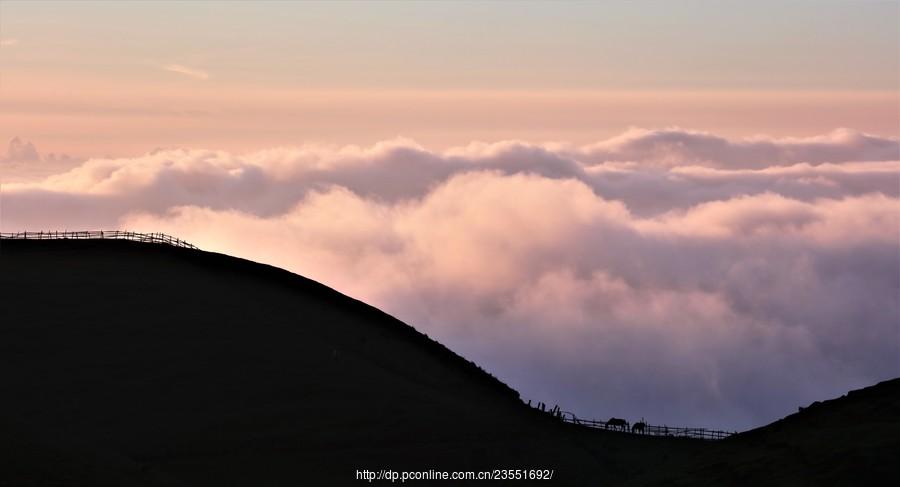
[2,128,898,430]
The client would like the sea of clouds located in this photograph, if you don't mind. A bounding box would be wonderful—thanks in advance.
[2,127,898,430]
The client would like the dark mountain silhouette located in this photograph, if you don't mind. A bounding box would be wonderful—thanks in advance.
[0,239,896,486]
[627,377,900,486]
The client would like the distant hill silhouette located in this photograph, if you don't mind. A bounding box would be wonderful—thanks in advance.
[626,378,900,486]
[0,239,896,486]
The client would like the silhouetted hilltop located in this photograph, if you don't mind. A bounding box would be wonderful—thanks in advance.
[627,378,900,486]
[0,239,707,486]
[1,239,895,486]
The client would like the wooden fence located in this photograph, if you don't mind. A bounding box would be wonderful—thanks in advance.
[558,411,736,440]
[0,230,198,250]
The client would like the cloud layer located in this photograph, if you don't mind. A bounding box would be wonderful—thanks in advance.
[2,128,898,430]
[0,137,80,183]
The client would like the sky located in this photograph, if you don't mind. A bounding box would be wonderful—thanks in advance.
[1,1,898,430]
[2,1,898,155]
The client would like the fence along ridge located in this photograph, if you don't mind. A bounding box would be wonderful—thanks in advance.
[0,230,198,250]
[524,403,736,440]
[557,410,737,440]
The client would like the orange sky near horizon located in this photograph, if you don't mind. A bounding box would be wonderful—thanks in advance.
[1,74,897,158]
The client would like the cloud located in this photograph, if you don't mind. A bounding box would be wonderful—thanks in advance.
[1,137,80,183]
[0,38,18,47]
[576,127,900,169]
[5,136,39,161]
[7,129,895,219]
[162,64,209,80]
[2,128,898,430]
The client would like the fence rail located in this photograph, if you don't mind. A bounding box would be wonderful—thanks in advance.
[0,230,198,250]
[528,402,736,441]
[558,411,736,440]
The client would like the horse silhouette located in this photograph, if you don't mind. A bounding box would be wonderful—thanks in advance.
[631,421,646,434]
[606,417,628,431]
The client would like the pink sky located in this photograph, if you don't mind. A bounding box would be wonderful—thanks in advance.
[2,1,898,158]
[1,74,897,158]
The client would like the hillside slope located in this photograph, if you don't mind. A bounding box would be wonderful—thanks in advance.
[2,239,896,486]
[0,239,703,486]
[628,378,900,486]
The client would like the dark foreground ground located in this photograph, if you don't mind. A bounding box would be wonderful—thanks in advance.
[1,239,897,486]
